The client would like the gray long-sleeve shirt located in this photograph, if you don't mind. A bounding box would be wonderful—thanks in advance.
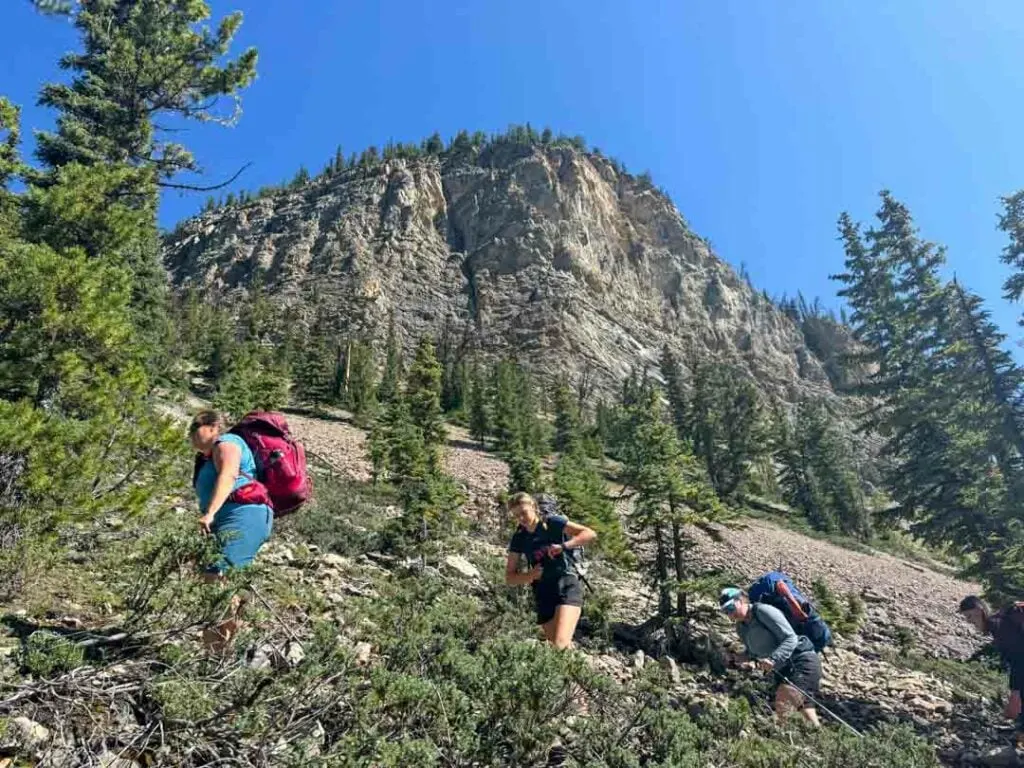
[737,603,798,668]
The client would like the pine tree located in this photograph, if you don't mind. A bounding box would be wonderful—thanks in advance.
[35,0,256,178]
[552,379,581,454]
[32,0,257,378]
[378,316,403,404]
[423,132,444,155]
[620,391,725,617]
[689,359,765,498]
[659,345,688,441]
[834,192,1024,595]
[406,337,447,463]
[291,332,336,409]
[291,165,310,188]
[346,341,378,425]
[367,350,463,558]
[467,361,490,447]
[554,448,633,568]
[214,343,289,418]
[999,190,1024,313]
[774,400,868,537]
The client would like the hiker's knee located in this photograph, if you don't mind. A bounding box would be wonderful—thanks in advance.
[775,684,803,712]
[552,605,581,649]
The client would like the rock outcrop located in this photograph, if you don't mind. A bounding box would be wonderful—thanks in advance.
[164,144,838,401]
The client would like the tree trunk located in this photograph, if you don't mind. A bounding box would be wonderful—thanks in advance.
[670,513,687,617]
[654,521,672,617]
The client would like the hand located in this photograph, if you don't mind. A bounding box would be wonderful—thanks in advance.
[546,544,564,558]
[199,512,216,536]
[756,659,775,673]
[528,565,543,583]
[1005,690,1022,720]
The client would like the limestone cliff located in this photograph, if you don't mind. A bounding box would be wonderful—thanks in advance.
[164,143,837,401]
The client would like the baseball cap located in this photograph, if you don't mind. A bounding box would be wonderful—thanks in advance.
[719,587,743,613]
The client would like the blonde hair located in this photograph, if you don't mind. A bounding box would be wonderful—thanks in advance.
[508,492,537,511]
[189,409,225,436]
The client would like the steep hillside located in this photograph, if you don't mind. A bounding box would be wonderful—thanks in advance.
[164,141,840,402]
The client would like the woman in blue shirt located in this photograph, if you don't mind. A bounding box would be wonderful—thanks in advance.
[190,410,273,575]
[189,410,273,649]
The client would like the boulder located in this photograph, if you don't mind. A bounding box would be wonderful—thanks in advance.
[443,554,482,581]
[10,717,50,749]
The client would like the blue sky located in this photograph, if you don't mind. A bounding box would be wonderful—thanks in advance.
[5,1,1024,338]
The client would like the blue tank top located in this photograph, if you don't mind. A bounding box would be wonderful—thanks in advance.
[194,434,258,515]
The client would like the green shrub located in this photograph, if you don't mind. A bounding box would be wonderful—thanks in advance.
[291,475,397,556]
[811,579,864,636]
[21,631,84,677]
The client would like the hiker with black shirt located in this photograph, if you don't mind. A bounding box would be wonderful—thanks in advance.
[720,587,822,726]
[505,492,596,649]
[959,595,1024,740]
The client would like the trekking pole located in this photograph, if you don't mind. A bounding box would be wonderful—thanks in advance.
[778,674,863,738]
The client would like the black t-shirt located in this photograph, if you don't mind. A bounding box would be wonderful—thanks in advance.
[508,515,570,583]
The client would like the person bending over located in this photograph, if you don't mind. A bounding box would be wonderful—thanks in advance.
[720,587,822,726]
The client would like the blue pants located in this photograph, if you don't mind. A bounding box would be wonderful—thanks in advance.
[207,503,273,575]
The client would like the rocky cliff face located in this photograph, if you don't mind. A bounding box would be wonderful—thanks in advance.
[164,144,835,400]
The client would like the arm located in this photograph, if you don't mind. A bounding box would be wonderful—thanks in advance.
[505,553,541,586]
[563,520,597,551]
[547,520,597,557]
[756,605,799,669]
[199,440,242,533]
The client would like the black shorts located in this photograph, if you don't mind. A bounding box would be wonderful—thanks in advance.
[776,648,822,702]
[533,574,583,625]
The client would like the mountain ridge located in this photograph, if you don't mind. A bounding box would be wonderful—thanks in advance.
[163,138,845,405]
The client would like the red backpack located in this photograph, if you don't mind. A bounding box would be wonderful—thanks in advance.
[227,411,312,517]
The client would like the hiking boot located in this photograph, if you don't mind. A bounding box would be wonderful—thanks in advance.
[545,744,568,767]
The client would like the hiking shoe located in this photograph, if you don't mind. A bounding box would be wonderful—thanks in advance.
[545,744,568,767]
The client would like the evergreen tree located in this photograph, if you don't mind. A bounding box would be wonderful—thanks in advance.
[467,361,490,447]
[291,165,310,188]
[999,190,1024,313]
[489,358,548,492]
[378,316,403,404]
[552,379,581,454]
[835,192,1024,596]
[35,0,257,179]
[554,448,633,568]
[689,359,765,498]
[659,345,688,441]
[291,332,336,409]
[423,132,444,155]
[214,343,289,418]
[32,0,257,377]
[620,391,725,617]
[405,336,447,463]
[346,341,378,425]
[367,350,463,559]
[774,400,868,537]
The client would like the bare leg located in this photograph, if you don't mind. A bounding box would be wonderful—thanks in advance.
[774,684,803,718]
[800,707,821,727]
[201,572,244,653]
[550,604,582,650]
[541,618,558,644]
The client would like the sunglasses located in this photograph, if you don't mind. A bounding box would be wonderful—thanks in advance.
[722,599,739,615]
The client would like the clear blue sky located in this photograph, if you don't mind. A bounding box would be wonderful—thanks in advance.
[6,1,1024,337]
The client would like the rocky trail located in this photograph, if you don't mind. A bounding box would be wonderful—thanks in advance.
[286,409,1013,767]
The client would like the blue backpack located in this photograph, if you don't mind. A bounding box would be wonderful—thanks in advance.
[749,571,832,652]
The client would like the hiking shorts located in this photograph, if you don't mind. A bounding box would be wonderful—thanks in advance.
[206,503,273,575]
[776,648,822,702]
[533,574,583,625]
